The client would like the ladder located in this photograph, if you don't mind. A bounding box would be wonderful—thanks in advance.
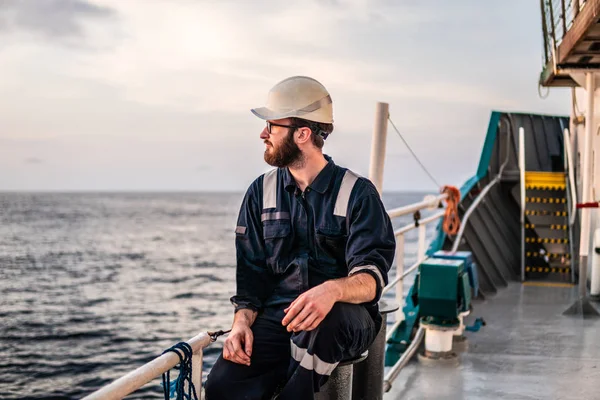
[522,172,574,283]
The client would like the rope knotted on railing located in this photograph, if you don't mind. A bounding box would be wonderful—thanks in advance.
[161,342,198,400]
[208,329,231,342]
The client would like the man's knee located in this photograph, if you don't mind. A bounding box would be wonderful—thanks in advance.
[319,302,368,331]
[300,303,375,352]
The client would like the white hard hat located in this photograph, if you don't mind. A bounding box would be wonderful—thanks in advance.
[251,76,333,124]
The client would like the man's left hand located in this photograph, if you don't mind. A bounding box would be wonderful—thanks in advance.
[282,282,339,332]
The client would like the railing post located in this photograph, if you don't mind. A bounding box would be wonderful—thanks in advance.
[191,350,203,400]
[548,0,557,57]
[561,0,567,38]
[564,128,577,284]
[369,102,389,195]
[395,233,405,323]
[417,224,426,261]
[519,127,526,282]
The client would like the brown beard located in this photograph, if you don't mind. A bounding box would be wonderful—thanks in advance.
[264,129,304,168]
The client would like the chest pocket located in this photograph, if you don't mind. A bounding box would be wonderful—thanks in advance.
[315,226,347,272]
[263,219,292,274]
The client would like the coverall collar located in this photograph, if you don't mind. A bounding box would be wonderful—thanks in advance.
[283,154,335,194]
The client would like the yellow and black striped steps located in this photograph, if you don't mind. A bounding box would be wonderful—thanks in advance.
[523,171,572,283]
[525,266,571,274]
[526,252,570,260]
[524,224,567,230]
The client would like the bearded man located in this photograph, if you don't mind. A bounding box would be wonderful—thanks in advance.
[205,76,396,400]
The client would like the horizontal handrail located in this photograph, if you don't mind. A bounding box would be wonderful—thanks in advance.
[387,194,447,219]
[82,332,211,400]
[394,210,445,236]
[383,259,420,296]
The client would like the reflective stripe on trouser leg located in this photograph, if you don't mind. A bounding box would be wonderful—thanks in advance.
[275,303,378,400]
[290,340,339,376]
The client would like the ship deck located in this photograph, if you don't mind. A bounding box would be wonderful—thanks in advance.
[384,283,600,400]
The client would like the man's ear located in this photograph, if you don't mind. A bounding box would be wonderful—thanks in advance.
[296,127,312,144]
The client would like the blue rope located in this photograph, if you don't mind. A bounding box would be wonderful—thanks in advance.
[465,317,486,332]
[161,342,198,400]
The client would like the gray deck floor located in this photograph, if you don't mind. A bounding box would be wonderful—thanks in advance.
[384,283,600,400]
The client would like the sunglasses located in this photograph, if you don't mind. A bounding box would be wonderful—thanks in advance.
[266,121,299,134]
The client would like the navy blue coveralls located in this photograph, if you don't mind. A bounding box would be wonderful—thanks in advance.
[205,156,396,400]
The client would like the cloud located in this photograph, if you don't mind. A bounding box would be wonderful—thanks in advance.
[0,0,572,191]
[24,157,43,164]
[55,0,450,115]
[0,0,115,42]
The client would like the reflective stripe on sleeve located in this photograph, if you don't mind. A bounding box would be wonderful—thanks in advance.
[333,170,359,217]
[348,265,384,288]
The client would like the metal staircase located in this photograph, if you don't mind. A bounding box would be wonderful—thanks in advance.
[522,172,574,283]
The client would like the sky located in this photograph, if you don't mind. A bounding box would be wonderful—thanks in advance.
[0,0,572,192]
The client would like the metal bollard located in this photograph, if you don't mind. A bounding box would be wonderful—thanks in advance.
[315,352,368,400]
[352,299,399,400]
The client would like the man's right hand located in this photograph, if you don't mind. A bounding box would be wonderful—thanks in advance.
[223,309,256,366]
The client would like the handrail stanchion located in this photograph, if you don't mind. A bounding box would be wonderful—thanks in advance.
[519,127,526,282]
[395,233,406,323]
[564,127,577,284]
[564,128,578,225]
[369,102,389,195]
[417,223,426,261]
[191,350,203,400]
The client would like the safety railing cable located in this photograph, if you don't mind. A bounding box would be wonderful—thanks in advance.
[388,116,440,189]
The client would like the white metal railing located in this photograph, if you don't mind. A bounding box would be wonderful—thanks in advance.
[82,332,211,400]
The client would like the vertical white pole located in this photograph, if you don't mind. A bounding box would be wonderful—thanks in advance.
[191,351,203,400]
[591,226,600,297]
[418,224,426,261]
[369,102,389,195]
[580,72,595,296]
[395,233,405,322]
[519,127,526,281]
[564,128,578,284]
